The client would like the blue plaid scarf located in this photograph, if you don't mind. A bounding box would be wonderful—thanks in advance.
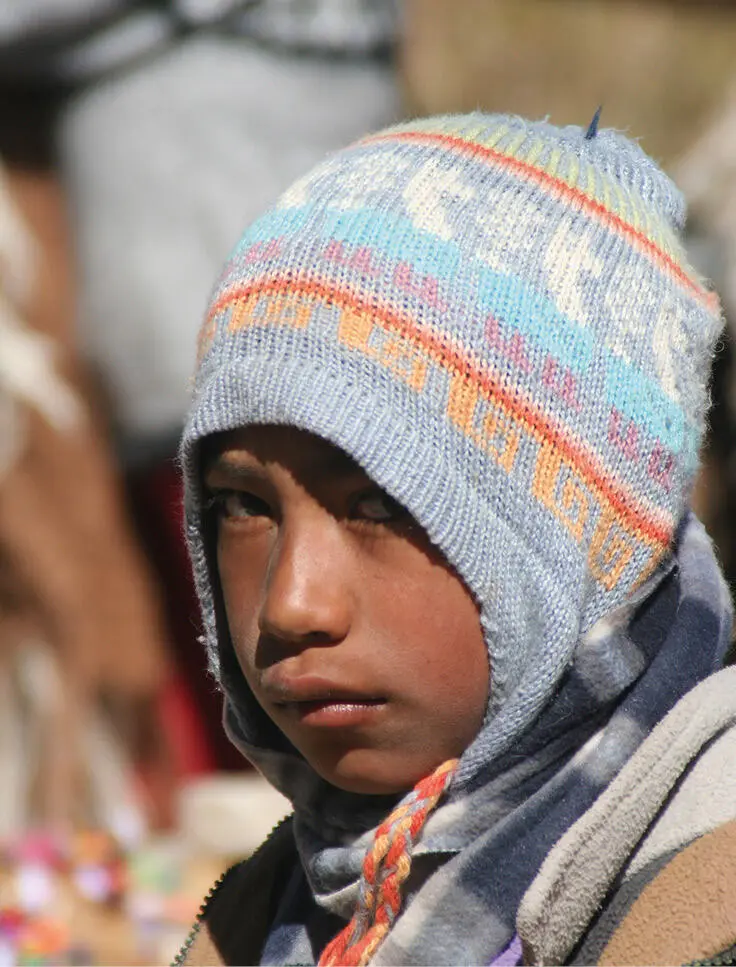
[216,514,732,965]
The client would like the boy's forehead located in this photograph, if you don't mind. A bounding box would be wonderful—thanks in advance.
[204,425,367,480]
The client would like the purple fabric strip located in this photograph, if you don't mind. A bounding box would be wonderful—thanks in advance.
[489,933,523,966]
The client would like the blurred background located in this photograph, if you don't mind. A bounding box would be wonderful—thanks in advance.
[0,1,735,962]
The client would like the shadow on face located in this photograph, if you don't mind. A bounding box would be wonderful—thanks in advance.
[202,425,490,795]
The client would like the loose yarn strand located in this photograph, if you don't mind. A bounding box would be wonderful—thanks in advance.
[318,759,458,967]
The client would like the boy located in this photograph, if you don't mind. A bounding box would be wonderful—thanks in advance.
[177,112,736,965]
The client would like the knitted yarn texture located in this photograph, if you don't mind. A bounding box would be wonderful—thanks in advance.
[182,112,723,785]
[318,759,458,967]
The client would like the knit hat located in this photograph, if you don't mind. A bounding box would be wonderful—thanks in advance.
[182,112,723,784]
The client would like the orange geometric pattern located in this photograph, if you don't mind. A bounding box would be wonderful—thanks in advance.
[205,275,673,592]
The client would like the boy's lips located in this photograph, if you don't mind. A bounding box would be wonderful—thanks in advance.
[261,674,387,727]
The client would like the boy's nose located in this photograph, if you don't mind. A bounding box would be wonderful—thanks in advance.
[258,513,353,648]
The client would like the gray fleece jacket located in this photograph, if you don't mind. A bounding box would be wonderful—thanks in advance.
[518,664,736,965]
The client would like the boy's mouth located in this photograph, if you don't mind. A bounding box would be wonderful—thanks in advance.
[282,697,387,728]
[262,675,387,727]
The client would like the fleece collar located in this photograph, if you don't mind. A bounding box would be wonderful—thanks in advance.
[229,514,734,965]
[518,664,736,965]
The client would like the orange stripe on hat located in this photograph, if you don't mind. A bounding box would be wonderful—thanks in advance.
[209,275,674,551]
[363,129,718,312]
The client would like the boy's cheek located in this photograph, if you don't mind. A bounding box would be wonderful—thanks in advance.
[217,550,264,667]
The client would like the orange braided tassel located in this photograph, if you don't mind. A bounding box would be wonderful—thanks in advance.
[318,759,458,967]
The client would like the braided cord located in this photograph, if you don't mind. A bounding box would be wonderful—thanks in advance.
[318,759,458,967]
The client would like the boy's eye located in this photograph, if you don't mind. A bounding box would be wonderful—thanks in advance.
[207,489,271,521]
[350,489,406,523]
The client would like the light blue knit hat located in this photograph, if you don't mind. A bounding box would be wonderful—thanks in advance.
[181,112,723,784]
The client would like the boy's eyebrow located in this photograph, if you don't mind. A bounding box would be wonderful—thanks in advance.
[203,454,266,486]
[203,447,367,485]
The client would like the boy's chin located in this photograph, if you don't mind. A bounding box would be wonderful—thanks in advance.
[309,748,446,797]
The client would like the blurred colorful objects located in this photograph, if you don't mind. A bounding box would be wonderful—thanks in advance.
[0,829,224,966]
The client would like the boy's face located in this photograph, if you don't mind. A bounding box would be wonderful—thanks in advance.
[205,426,489,795]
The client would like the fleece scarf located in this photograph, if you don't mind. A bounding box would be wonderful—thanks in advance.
[519,664,736,964]
[217,513,732,965]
